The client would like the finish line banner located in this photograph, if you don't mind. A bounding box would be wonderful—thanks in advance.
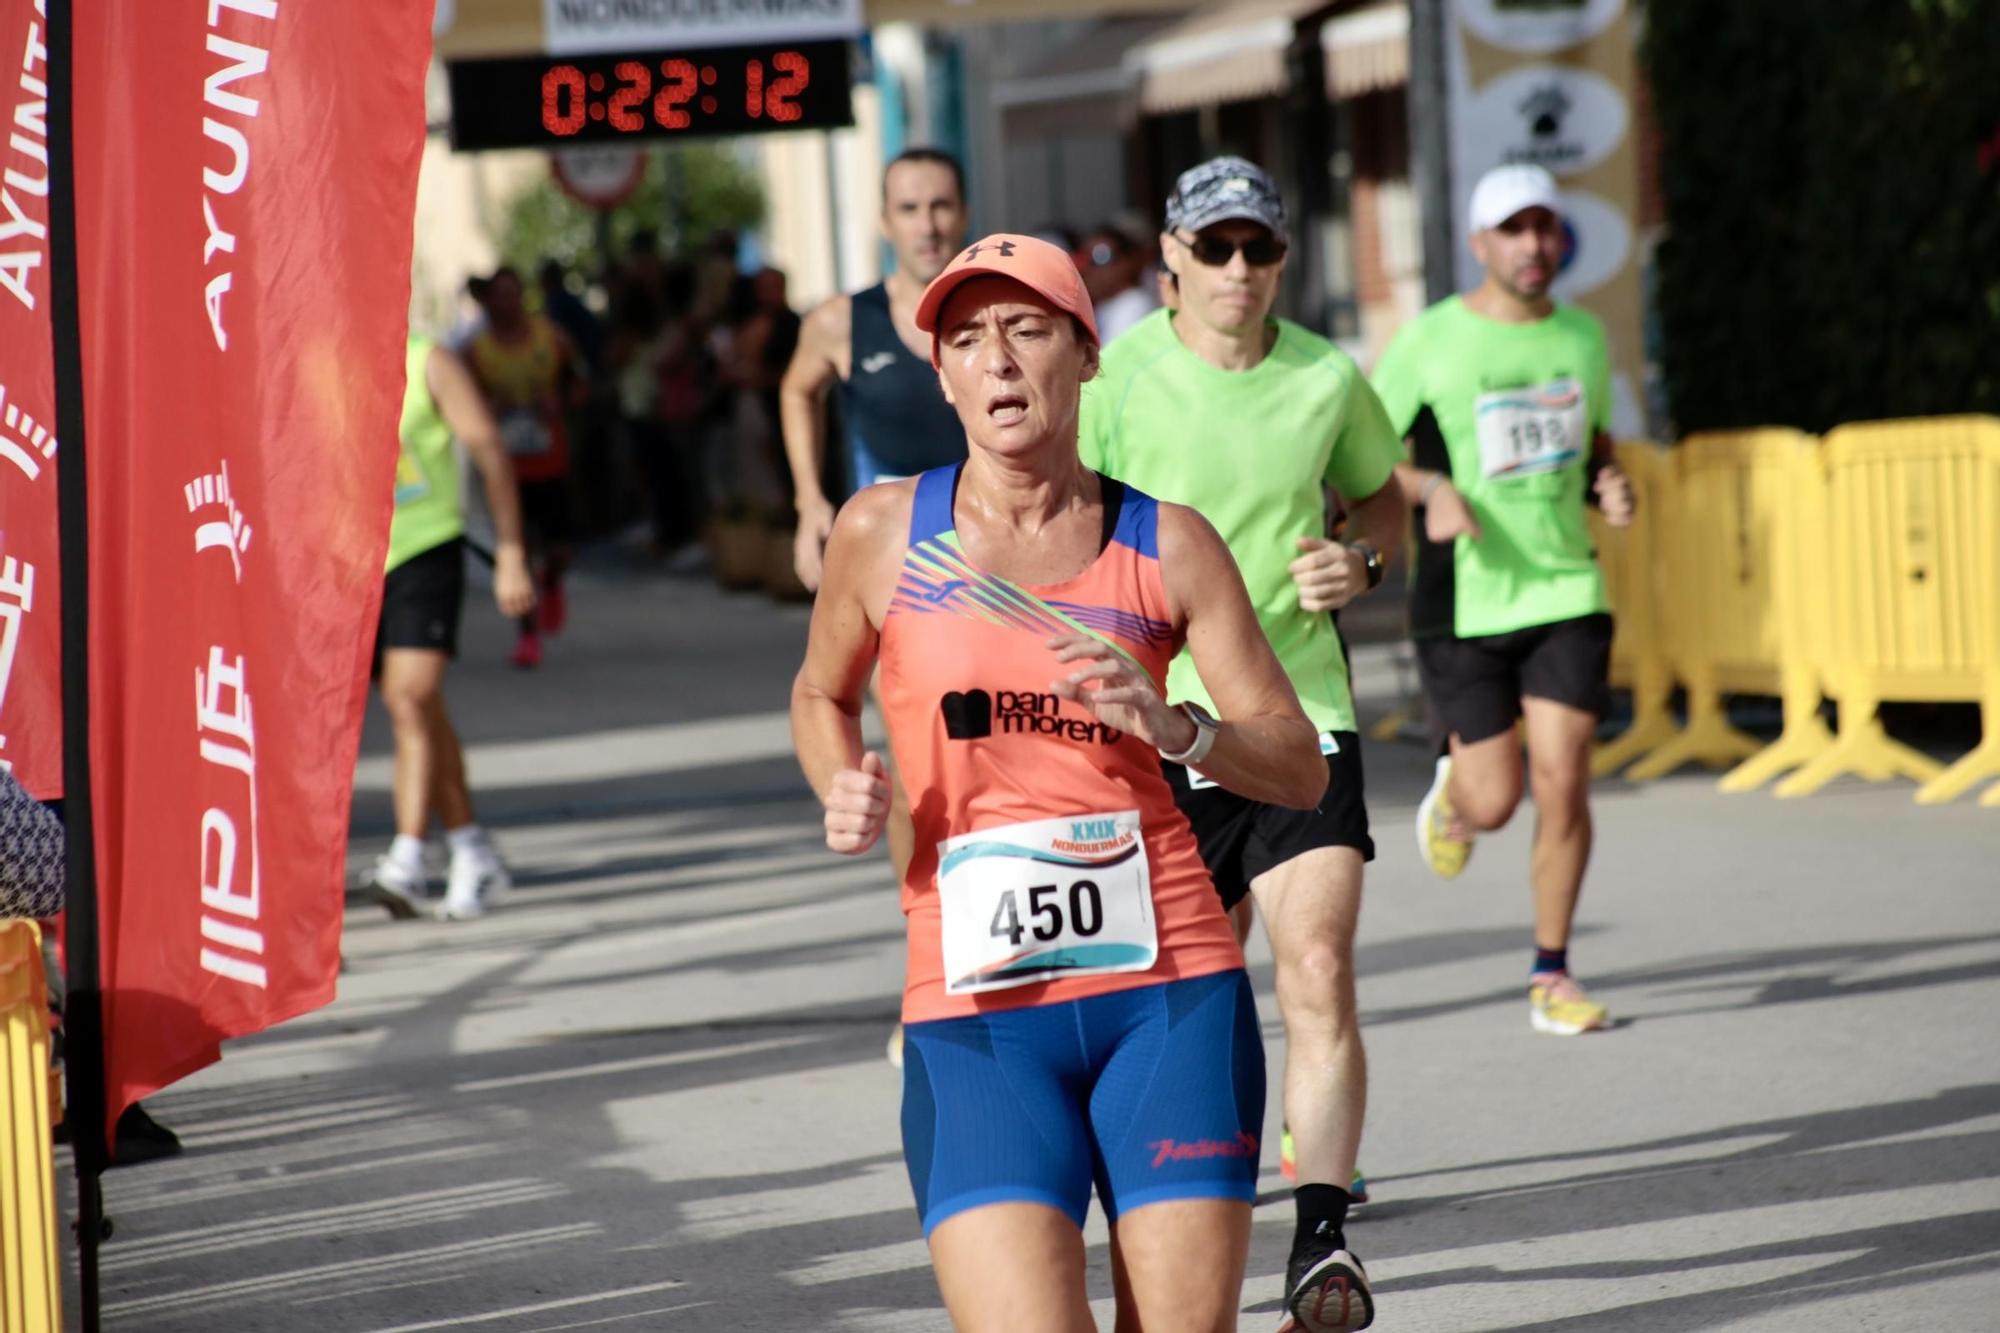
[71,0,428,1125]
[0,0,61,801]
[434,0,861,59]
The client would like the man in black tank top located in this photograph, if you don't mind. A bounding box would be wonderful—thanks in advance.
[780,148,970,596]
[779,151,969,1064]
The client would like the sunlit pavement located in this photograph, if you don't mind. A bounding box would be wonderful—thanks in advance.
[69,554,2000,1331]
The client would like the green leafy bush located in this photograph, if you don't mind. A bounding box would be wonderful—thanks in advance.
[1646,0,2000,435]
[498,143,766,274]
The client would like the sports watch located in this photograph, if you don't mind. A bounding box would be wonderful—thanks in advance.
[1159,701,1219,767]
[1349,541,1385,591]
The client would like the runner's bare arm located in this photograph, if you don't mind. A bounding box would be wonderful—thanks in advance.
[1343,476,1406,566]
[792,485,904,850]
[780,296,851,515]
[428,346,536,618]
[1391,460,1482,542]
[1158,504,1326,809]
[781,295,853,591]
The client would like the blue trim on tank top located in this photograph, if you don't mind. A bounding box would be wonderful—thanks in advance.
[907,463,1158,559]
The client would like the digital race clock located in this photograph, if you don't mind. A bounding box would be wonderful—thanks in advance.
[446,40,853,151]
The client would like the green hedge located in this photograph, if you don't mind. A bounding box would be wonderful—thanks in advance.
[1645,0,2000,435]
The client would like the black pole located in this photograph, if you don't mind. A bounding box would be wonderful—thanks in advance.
[1284,18,1333,334]
[46,0,108,1326]
[1407,0,1458,304]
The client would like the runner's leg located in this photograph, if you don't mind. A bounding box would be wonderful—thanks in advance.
[429,701,475,832]
[1445,727,1525,834]
[1250,847,1365,1189]
[1108,1200,1253,1333]
[929,1204,1094,1333]
[1521,696,1596,954]
[379,647,448,839]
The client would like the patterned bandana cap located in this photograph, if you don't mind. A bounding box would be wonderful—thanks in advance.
[1164,156,1288,241]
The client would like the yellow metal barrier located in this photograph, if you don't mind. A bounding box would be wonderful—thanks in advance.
[1717,432,1841,793]
[1625,429,1831,783]
[1920,421,2000,806]
[0,921,61,1333]
[1590,442,1680,776]
[1775,416,1998,800]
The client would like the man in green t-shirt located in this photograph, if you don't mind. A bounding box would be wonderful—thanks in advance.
[1370,163,1634,1037]
[1080,156,1404,1333]
[364,338,536,922]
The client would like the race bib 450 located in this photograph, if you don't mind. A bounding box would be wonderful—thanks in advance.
[938,810,1158,995]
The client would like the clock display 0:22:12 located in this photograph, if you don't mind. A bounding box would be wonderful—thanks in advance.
[543,51,812,136]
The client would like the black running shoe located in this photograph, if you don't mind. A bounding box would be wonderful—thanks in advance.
[1275,1227,1374,1332]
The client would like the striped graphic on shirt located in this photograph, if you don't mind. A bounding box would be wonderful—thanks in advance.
[890,533,1167,666]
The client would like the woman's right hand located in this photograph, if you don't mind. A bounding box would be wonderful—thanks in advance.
[794,496,836,591]
[824,750,891,855]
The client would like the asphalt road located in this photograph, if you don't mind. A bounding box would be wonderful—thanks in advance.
[64,554,2000,1331]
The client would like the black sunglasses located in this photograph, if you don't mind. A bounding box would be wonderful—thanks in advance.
[1174,231,1287,267]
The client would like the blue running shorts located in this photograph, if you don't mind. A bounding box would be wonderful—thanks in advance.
[899,970,1265,1236]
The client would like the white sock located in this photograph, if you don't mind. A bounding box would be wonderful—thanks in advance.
[386,834,426,873]
[445,823,490,859]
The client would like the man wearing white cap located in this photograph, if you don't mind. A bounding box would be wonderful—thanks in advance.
[1371,163,1635,1036]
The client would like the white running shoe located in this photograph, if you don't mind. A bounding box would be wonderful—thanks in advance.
[438,851,511,920]
[365,857,428,920]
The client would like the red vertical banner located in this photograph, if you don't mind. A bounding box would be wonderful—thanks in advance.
[0,0,61,802]
[71,1,430,1119]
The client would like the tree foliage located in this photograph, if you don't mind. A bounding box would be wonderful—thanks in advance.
[498,143,766,276]
[1646,0,2000,434]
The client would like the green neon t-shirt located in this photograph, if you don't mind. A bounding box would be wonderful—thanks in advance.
[1079,310,1401,736]
[387,337,465,573]
[1371,297,1611,639]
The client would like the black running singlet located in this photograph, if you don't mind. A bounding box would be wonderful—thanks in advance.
[844,283,967,481]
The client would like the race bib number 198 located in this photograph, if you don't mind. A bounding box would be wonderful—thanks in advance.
[938,810,1158,995]
[1474,378,1586,481]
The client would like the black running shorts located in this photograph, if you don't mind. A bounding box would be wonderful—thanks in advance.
[1414,612,1614,746]
[374,537,465,670]
[1163,735,1374,911]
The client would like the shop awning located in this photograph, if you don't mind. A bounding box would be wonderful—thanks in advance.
[864,0,1191,26]
[1322,1,1408,99]
[992,17,1179,137]
[1125,0,1327,116]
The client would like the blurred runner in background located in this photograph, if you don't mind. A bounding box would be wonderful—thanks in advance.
[366,337,536,921]
[469,265,580,669]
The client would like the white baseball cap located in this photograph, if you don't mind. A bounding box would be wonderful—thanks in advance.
[1468,163,1564,232]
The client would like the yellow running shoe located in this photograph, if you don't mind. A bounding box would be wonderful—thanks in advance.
[1528,972,1609,1035]
[1415,756,1473,879]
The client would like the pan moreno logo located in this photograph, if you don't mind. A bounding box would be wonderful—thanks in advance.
[940,688,1122,746]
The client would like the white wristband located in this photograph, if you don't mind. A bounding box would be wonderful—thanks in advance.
[1159,703,1218,767]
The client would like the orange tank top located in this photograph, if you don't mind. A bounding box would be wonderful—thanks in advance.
[879,465,1243,1024]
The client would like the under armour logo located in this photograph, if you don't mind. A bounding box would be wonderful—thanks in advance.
[961,241,1016,262]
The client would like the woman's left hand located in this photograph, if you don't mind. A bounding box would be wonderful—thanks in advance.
[1046,634,1195,752]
